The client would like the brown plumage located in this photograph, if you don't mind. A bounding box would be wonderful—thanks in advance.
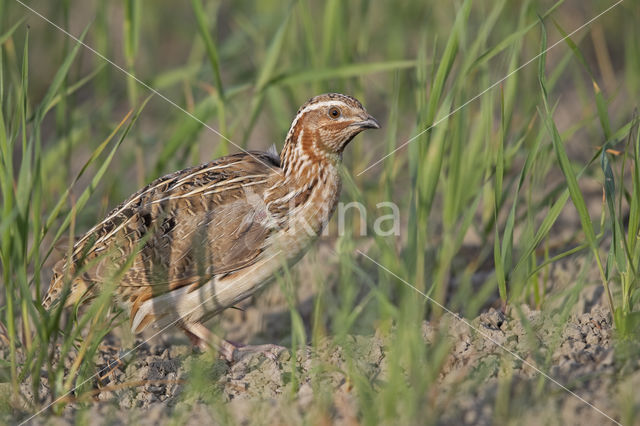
[44,93,379,359]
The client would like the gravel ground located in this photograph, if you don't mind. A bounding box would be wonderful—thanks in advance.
[9,305,631,425]
[3,255,638,425]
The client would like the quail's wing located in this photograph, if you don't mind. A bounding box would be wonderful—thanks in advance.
[44,151,281,309]
[118,181,274,291]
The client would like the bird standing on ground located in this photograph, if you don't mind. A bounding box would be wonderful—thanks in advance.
[43,93,380,361]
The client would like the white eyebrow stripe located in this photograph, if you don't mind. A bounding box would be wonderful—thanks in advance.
[285,100,352,143]
[297,100,350,115]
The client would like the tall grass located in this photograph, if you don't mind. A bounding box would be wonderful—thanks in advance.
[1,0,639,423]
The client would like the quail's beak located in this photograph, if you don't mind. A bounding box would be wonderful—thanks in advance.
[353,114,381,129]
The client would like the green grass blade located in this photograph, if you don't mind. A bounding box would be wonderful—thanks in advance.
[538,18,614,314]
[552,18,612,139]
[538,26,596,249]
[255,11,291,93]
[47,96,151,254]
[191,0,224,99]
[41,109,133,242]
[124,0,141,106]
[469,0,564,72]
[242,9,292,144]
[0,17,24,45]
[541,112,596,246]
[427,0,470,123]
[39,64,105,119]
[629,119,640,257]
[153,94,218,175]
[601,147,626,274]
[34,25,89,125]
[321,0,340,64]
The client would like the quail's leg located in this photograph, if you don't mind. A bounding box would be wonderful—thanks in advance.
[180,323,236,361]
[181,322,286,363]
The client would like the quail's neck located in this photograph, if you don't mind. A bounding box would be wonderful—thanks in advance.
[264,126,343,236]
[279,126,341,181]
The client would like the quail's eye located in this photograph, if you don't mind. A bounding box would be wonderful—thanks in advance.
[328,107,341,119]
